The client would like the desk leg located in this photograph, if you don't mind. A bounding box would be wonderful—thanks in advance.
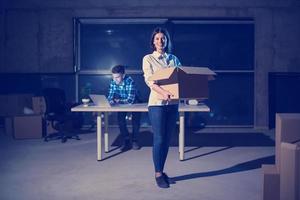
[104,112,109,153]
[179,112,185,161]
[97,112,102,161]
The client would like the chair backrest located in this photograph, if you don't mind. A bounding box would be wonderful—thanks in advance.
[42,88,67,115]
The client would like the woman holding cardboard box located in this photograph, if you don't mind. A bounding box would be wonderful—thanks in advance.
[142,27,181,188]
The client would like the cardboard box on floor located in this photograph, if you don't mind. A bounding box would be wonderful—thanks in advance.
[275,113,300,170]
[32,96,46,115]
[280,141,300,200]
[148,66,216,99]
[5,115,43,139]
[4,96,56,139]
[0,94,33,116]
[262,164,280,200]
[32,96,56,136]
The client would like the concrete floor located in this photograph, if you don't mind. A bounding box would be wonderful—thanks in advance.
[0,127,275,200]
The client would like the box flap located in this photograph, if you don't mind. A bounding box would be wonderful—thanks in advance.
[148,67,175,81]
[180,66,216,75]
[0,94,34,116]
[32,96,46,114]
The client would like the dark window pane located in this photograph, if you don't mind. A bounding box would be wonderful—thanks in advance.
[268,73,300,128]
[187,72,254,126]
[172,23,254,70]
[80,22,165,70]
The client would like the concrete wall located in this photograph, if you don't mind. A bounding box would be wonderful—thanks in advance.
[0,0,4,72]
[1,0,300,128]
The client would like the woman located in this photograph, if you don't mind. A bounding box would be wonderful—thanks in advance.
[142,27,181,188]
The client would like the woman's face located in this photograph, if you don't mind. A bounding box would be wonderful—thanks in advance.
[153,32,167,52]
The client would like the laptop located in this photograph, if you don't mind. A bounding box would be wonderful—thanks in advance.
[89,94,111,107]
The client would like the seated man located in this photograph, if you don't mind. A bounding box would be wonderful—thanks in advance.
[107,65,141,151]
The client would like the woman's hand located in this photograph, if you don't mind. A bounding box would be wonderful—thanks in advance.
[159,90,173,101]
[151,84,173,101]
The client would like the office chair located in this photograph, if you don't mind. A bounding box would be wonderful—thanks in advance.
[42,88,83,143]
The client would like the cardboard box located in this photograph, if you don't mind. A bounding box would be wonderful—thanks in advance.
[280,142,300,200]
[0,94,33,116]
[149,66,216,99]
[262,164,280,200]
[32,96,46,114]
[32,96,57,136]
[275,113,300,170]
[5,115,43,139]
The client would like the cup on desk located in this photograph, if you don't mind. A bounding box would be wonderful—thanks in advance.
[82,98,90,107]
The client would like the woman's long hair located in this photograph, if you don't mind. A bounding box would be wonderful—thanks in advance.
[150,27,172,53]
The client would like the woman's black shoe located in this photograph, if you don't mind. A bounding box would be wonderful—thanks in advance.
[155,175,169,188]
[162,173,176,184]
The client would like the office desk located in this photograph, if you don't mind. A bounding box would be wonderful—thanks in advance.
[72,102,209,161]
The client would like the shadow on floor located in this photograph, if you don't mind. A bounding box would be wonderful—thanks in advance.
[99,146,131,161]
[182,146,234,161]
[172,155,275,182]
[111,130,275,147]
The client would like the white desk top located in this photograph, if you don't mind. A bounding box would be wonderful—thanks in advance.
[71,103,210,112]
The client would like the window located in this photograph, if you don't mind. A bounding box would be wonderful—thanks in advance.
[74,18,254,126]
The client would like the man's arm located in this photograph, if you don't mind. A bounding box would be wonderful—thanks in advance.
[119,78,136,104]
[107,81,116,104]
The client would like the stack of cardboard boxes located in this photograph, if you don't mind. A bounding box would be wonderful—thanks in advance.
[280,141,300,200]
[262,113,300,200]
[0,94,55,139]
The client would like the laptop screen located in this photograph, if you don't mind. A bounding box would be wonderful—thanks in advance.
[89,94,111,107]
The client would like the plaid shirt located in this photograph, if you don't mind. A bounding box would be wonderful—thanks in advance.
[107,75,137,104]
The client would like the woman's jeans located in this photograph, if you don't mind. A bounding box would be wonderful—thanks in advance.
[148,104,178,173]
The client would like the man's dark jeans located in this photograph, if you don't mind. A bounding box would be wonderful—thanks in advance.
[117,112,141,141]
[148,104,178,173]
